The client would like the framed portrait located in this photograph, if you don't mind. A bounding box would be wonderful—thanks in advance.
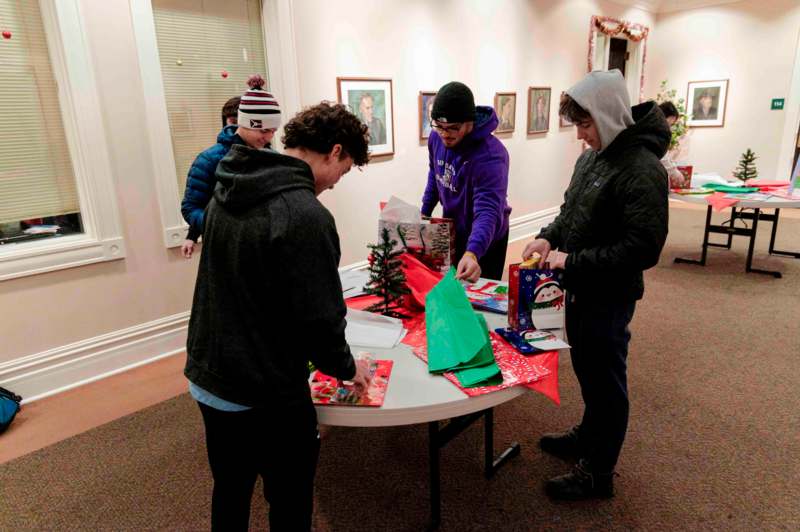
[527,87,551,134]
[419,91,437,141]
[558,91,573,127]
[494,92,516,133]
[687,79,728,127]
[337,77,395,156]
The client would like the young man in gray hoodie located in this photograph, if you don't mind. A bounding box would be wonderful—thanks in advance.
[522,70,670,500]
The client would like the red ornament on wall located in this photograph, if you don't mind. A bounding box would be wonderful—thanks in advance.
[2,30,11,40]
[221,70,228,79]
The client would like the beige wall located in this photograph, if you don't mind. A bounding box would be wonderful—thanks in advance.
[645,0,800,179]
[293,0,655,265]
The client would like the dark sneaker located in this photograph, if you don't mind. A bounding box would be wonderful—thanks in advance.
[539,425,582,461]
[545,460,615,500]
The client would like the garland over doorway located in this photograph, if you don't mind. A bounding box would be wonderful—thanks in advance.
[587,15,650,102]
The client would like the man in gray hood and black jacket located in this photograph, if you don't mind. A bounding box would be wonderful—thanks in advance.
[523,70,670,500]
[185,102,372,531]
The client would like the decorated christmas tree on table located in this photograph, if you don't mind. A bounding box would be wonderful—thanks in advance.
[733,149,758,182]
[365,228,411,319]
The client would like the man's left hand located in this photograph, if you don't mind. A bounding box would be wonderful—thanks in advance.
[456,252,481,283]
[546,250,568,270]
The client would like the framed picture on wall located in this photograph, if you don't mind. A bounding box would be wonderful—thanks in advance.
[527,87,551,134]
[686,79,728,127]
[419,91,437,141]
[337,77,395,156]
[494,92,516,133]
[558,91,573,127]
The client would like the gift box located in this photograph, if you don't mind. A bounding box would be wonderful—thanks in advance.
[508,263,565,330]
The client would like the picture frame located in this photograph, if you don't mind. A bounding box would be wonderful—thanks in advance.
[527,87,551,134]
[558,91,573,128]
[418,91,437,141]
[336,77,395,156]
[686,79,728,128]
[494,92,517,133]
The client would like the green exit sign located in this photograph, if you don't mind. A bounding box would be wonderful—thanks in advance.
[771,98,785,110]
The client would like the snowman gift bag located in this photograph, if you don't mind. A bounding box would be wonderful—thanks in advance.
[507,261,565,331]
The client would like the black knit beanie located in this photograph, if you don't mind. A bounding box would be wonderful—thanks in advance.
[432,81,476,123]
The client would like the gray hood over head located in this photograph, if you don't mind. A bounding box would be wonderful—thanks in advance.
[567,70,634,151]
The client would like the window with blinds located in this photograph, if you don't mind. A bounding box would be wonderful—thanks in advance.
[151,0,267,197]
[0,0,83,244]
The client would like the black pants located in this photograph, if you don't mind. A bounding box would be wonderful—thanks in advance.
[197,400,320,532]
[459,230,509,281]
[565,295,636,474]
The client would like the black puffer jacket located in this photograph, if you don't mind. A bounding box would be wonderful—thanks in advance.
[539,101,670,302]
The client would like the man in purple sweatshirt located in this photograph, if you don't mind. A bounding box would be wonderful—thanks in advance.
[422,81,511,282]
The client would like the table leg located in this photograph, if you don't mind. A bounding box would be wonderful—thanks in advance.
[428,421,441,531]
[768,208,800,259]
[483,408,520,479]
[745,208,782,278]
[675,205,713,266]
[426,409,521,529]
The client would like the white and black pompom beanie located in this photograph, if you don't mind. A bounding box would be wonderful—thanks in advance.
[238,74,282,130]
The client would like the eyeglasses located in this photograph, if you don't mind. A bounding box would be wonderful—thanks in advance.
[431,121,463,134]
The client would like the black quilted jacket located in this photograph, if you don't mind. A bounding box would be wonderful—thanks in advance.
[539,101,670,302]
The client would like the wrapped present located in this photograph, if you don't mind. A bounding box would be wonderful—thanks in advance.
[508,261,565,331]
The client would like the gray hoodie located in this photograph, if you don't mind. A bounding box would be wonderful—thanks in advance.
[567,70,634,151]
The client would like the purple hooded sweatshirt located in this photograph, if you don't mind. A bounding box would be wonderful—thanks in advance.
[421,105,511,260]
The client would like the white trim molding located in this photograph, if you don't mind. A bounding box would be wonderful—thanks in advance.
[508,207,560,243]
[0,0,125,281]
[0,312,190,404]
[129,0,187,248]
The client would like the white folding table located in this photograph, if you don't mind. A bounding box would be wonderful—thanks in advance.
[316,312,563,530]
[670,192,800,278]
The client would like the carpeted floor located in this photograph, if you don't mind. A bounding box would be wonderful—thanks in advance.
[2,206,799,531]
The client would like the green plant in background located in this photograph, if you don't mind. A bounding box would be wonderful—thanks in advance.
[733,149,758,182]
[655,80,688,152]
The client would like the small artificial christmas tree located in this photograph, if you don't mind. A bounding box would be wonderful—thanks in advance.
[365,228,411,319]
[733,149,758,182]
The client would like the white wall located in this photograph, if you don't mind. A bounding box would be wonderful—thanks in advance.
[645,0,800,180]
[291,0,655,264]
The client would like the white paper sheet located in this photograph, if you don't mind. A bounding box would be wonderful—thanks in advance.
[340,269,370,297]
[345,308,407,348]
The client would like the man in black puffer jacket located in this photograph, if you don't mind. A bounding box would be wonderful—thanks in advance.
[522,70,670,500]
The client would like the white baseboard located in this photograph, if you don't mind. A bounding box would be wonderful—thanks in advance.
[0,206,558,404]
[0,312,190,403]
[508,206,560,243]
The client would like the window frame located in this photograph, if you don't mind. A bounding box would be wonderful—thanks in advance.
[130,0,301,248]
[0,0,125,282]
